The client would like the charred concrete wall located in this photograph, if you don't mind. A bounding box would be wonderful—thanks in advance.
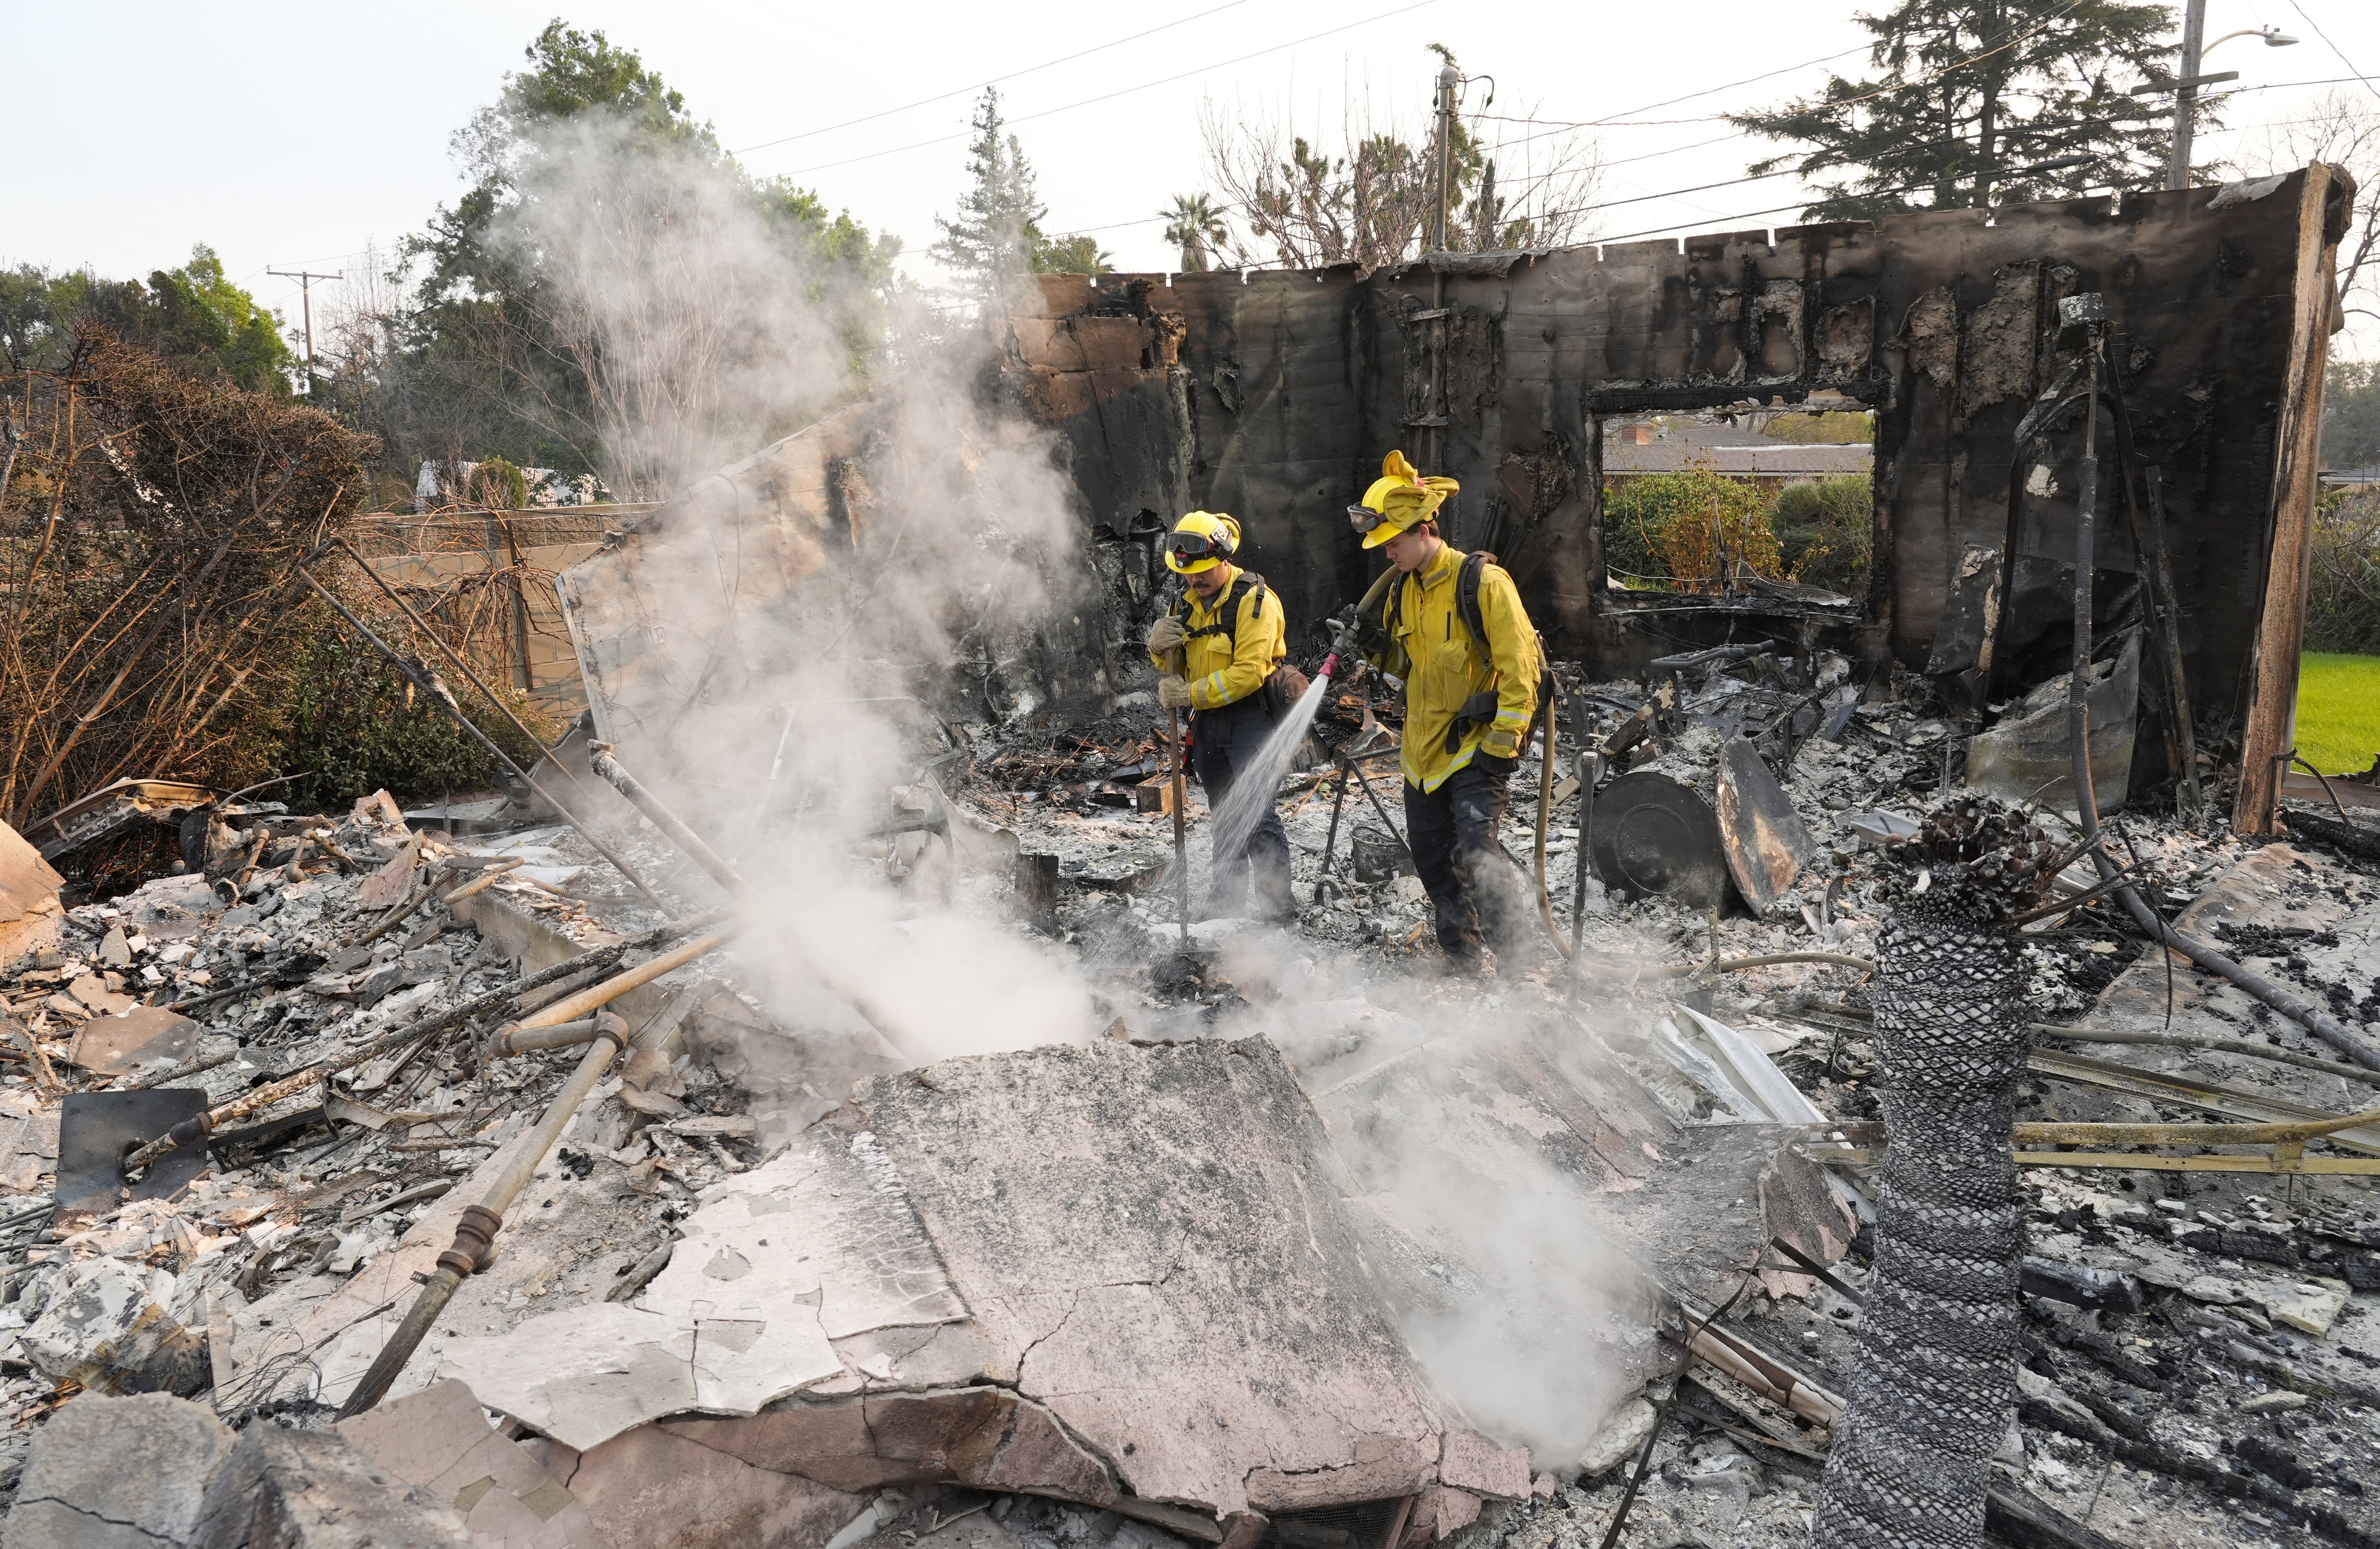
[999,169,2348,816]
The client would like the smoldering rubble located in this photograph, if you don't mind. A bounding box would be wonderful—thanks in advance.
[4,165,2380,1549]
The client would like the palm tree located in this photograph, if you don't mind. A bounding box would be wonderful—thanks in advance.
[1160,193,1229,273]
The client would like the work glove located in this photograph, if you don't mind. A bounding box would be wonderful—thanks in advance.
[1157,674,1195,710]
[1146,615,1186,655]
[1480,727,1524,761]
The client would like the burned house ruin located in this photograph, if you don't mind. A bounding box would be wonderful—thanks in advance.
[6,166,2380,1549]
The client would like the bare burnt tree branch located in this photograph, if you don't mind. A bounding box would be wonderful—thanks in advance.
[0,330,377,830]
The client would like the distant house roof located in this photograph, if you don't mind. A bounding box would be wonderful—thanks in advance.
[415,459,612,509]
[1602,419,1871,479]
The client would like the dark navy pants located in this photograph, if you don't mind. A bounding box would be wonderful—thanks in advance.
[1404,755,1527,961]
[1189,696,1294,919]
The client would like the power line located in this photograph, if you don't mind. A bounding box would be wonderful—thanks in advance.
[2286,0,2380,107]
[775,0,1441,178]
[1456,44,1869,132]
[1477,2,2089,133]
[733,0,1252,155]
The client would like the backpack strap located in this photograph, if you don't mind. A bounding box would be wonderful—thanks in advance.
[1455,552,1490,654]
[1178,572,1265,648]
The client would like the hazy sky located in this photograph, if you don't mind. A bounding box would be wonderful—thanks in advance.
[12,0,2378,349]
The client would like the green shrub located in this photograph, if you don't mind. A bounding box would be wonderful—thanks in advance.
[1773,475,1873,596]
[1602,469,1777,590]
[275,632,554,812]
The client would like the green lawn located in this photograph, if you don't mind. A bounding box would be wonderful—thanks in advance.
[2296,653,2380,775]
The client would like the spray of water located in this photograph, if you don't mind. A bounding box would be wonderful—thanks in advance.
[1202,671,1337,906]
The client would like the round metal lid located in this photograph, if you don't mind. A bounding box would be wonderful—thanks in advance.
[1588,771,1729,910]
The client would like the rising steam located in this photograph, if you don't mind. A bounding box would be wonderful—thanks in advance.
[517,110,1651,1473]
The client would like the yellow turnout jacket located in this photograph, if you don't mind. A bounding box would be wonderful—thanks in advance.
[1363,544,1542,791]
[1150,564,1286,714]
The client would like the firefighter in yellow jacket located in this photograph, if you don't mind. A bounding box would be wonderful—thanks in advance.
[1146,511,1295,921]
[1350,452,1542,973]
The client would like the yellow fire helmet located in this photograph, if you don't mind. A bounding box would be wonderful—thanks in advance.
[1349,450,1457,549]
[1163,510,1242,574]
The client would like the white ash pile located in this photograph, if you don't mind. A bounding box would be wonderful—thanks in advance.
[0,792,765,1500]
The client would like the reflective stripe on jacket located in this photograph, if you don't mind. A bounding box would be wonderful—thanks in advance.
[1366,545,1541,792]
[1147,564,1286,712]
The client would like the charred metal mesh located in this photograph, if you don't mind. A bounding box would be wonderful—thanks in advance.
[1809,904,2028,1549]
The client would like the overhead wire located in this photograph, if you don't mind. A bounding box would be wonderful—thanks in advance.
[2285,0,2380,107]
[731,0,1253,154]
[769,0,1442,178]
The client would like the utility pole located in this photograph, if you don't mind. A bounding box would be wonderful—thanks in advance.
[266,268,342,392]
[1432,63,1457,254]
[2149,9,2293,191]
[1424,62,1458,473]
[2165,0,2206,192]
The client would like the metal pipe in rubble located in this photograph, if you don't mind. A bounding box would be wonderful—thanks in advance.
[2054,313,2380,1074]
[490,1012,622,1058]
[588,741,752,902]
[336,986,704,1420]
[296,571,667,909]
[585,740,902,1044]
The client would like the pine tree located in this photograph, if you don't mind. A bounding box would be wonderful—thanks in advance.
[932,89,1050,306]
[1730,0,2184,220]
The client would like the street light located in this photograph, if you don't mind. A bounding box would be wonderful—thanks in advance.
[2205,25,2300,52]
[2158,8,2300,192]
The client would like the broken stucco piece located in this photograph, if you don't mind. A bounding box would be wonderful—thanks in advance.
[436,1300,842,1452]
[1436,1430,1532,1498]
[4,1392,236,1549]
[0,817,64,926]
[338,1378,603,1549]
[4,1391,475,1549]
[637,1131,970,1342]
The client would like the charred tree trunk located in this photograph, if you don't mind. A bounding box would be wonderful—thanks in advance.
[1810,800,2053,1549]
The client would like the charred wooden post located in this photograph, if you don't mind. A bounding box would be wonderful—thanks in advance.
[1810,797,2059,1549]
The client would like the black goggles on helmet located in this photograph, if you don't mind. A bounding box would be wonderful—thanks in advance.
[1164,530,1229,562]
[1347,503,1391,534]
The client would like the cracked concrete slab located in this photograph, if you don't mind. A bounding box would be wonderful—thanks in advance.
[843,1037,1453,1517]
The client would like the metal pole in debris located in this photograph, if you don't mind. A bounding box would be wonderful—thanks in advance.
[336,984,707,1419]
[1168,665,1191,949]
[296,569,666,909]
[586,740,902,1044]
[1571,748,1601,959]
